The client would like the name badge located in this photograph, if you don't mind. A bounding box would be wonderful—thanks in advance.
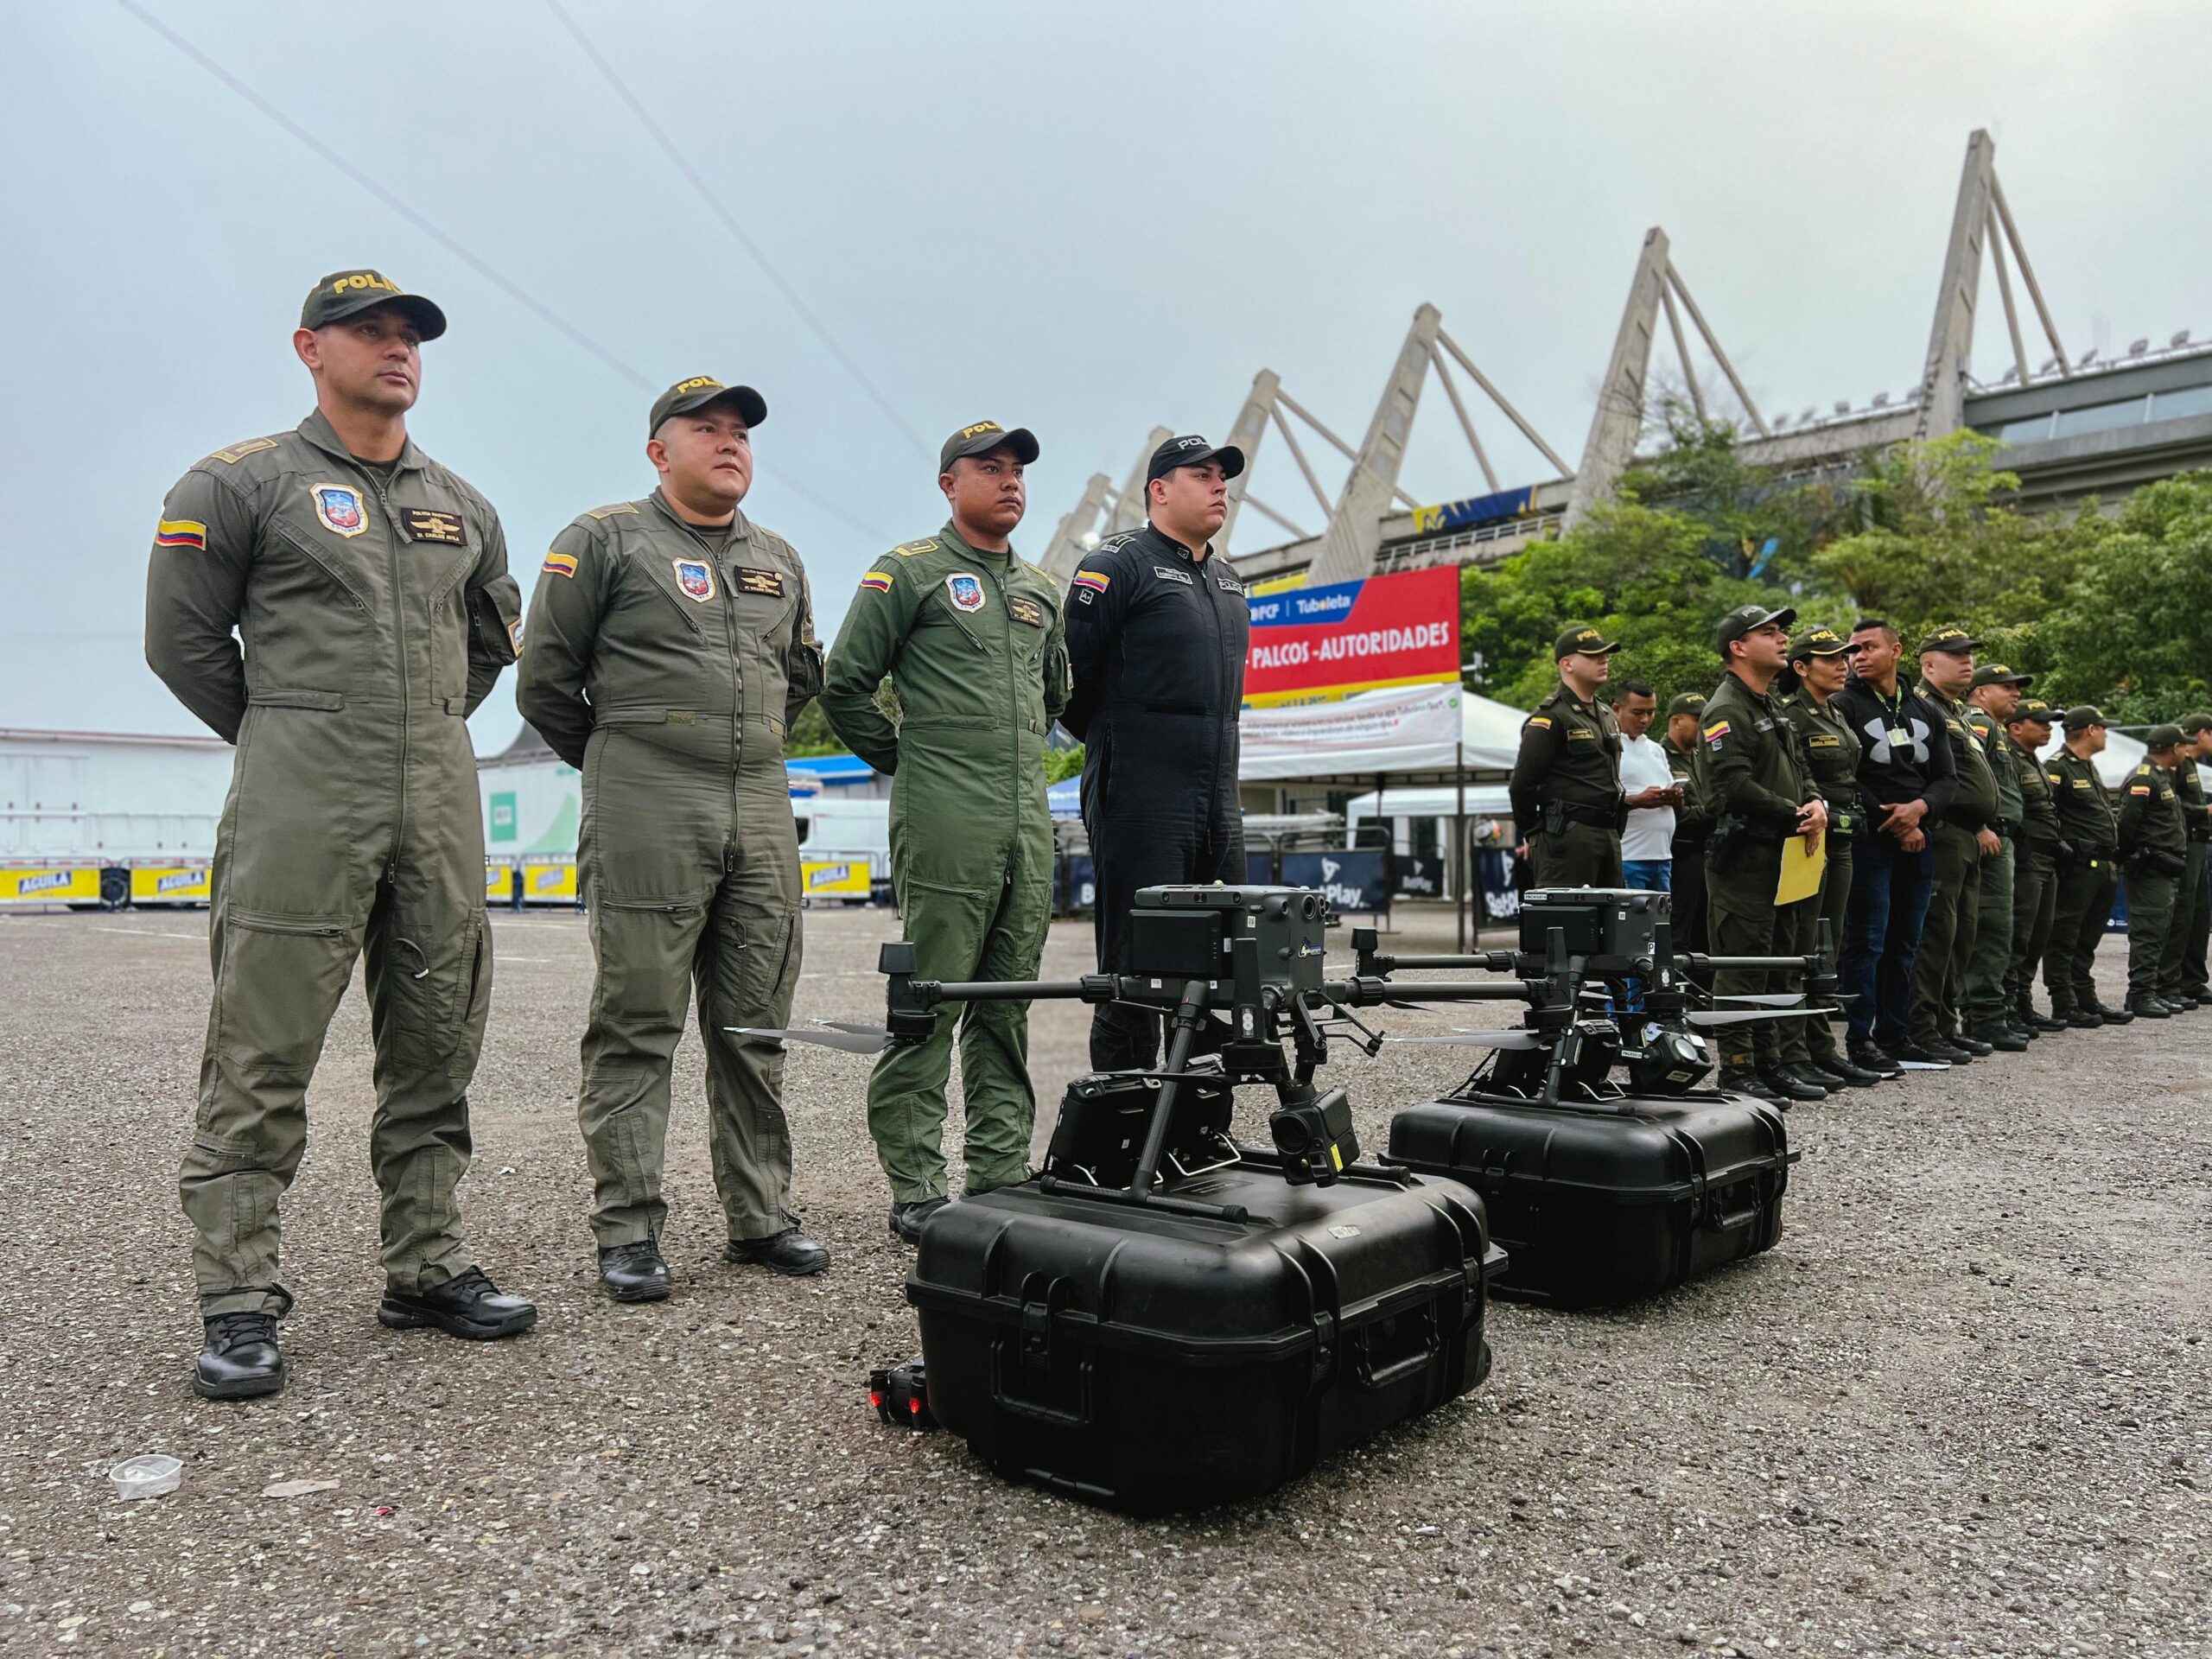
[399,507,468,547]
[1153,565,1194,586]
[1007,594,1046,628]
[1889,727,1909,747]
[734,568,786,598]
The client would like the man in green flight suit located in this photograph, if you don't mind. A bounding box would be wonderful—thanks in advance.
[518,376,830,1303]
[2002,697,2067,1035]
[2158,713,2212,1009]
[1510,624,1625,887]
[1775,625,1884,1089]
[145,269,535,1402]
[1691,604,1827,1107]
[2117,726,2191,1019]
[1960,663,2034,1051]
[821,423,1069,1244]
[2043,707,2131,1028]
[1907,626,2003,1064]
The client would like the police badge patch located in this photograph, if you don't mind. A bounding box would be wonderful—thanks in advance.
[311,483,367,537]
[946,572,987,613]
[672,558,716,602]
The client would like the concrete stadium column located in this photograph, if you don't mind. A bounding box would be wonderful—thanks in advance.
[1107,425,1176,535]
[1564,227,1669,531]
[1914,129,1996,442]
[1039,472,1114,583]
[1306,304,1441,584]
[1213,368,1280,558]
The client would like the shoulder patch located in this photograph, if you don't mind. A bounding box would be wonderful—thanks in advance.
[154,518,207,551]
[203,435,280,467]
[1071,569,1109,594]
[893,537,941,559]
[859,570,893,594]
[1524,715,1553,730]
[583,502,641,522]
[542,550,579,578]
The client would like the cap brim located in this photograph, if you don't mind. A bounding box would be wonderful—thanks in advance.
[667,385,768,429]
[321,292,448,341]
[1154,444,1245,483]
[947,427,1040,469]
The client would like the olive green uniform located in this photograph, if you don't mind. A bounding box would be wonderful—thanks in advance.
[146,412,522,1317]
[2116,758,2188,1007]
[1662,732,1711,955]
[2005,728,2063,1020]
[2043,748,2120,1018]
[2159,760,2210,1000]
[1690,675,1816,1071]
[1908,683,1999,1047]
[1960,706,2024,1032]
[1776,690,1860,1070]
[820,524,1068,1203]
[1510,683,1624,887]
[517,491,820,1248]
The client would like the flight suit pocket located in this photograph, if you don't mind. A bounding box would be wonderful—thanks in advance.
[378,909,488,1074]
[469,580,524,668]
[213,911,357,1090]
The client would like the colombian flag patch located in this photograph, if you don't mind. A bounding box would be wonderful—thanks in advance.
[155,518,207,550]
[860,571,893,594]
[1525,715,1552,729]
[1703,720,1733,741]
[542,550,579,578]
[1071,569,1109,593]
[2129,784,2152,795]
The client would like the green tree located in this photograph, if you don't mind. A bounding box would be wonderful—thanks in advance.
[2034,473,2212,721]
[784,702,843,757]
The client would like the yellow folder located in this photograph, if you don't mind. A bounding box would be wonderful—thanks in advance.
[1775,835,1827,905]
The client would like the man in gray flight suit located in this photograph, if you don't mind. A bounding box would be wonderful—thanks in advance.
[821,423,1067,1244]
[146,269,535,1401]
[519,378,829,1300]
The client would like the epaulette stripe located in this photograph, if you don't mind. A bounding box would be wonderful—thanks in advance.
[584,503,642,521]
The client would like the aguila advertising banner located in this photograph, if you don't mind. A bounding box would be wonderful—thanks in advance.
[1243,564,1461,706]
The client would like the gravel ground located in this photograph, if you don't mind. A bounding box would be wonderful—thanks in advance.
[0,900,2206,1657]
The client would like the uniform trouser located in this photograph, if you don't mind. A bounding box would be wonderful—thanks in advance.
[2158,842,2209,996]
[575,852,801,1249]
[2123,867,2178,1006]
[1531,821,1624,889]
[1777,834,1853,1069]
[1909,823,1982,1044]
[2044,855,2119,1015]
[1707,840,1792,1071]
[1960,836,2018,1027]
[2006,849,2058,1014]
[1087,809,1246,1073]
[867,850,1052,1205]
[182,828,491,1318]
[1840,832,1933,1052]
[1671,839,1709,955]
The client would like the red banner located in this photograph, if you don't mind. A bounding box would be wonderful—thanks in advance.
[1243,565,1461,706]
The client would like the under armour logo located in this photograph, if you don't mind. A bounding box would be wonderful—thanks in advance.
[1859,715,1931,766]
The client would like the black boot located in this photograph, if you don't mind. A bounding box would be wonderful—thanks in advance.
[378,1267,537,1339]
[2127,997,2171,1019]
[1970,1020,2029,1053]
[887,1198,949,1246]
[1846,1040,1903,1078]
[1719,1065,1789,1108]
[2094,1002,2137,1026]
[194,1310,286,1401]
[598,1242,671,1303]
[725,1229,831,1276]
[1771,1065,1832,1100]
[1817,1055,1886,1088]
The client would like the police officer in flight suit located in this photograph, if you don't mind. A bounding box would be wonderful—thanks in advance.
[1064,434,1252,1072]
[518,377,829,1301]
[822,423,1068,1244]
[1510,625,1625,887]
[146,270,533,1401]
[1690,603,1827,1107]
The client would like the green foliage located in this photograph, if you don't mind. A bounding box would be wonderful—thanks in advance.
[784,702,842,757]
[2033,473,2212,722]
[1045,743,1087,784]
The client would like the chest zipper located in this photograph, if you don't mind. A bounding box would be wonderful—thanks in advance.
[368,470,408,883]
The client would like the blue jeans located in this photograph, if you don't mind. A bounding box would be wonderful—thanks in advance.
[1620,859,1671,1008]
[1841,831,1933,1049]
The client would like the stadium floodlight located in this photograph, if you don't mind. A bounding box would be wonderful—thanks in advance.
[2172,330,2193,349]
[2128,339,2150,356]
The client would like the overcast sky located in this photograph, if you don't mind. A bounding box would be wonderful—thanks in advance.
[4,1,2206,750]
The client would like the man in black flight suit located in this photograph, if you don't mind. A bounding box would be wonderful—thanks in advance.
[1063,434,1252,1071]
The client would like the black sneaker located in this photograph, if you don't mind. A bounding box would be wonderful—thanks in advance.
[1847,1041,1903,1079]
[378,1267,537,1340]
[194,1310,285,1401]
[1763,1065,1828,1101]
[1886,1041,1955,1069]
[1817,1056,1886,1088]
[1948,1033,1996,1058]
[1719,1066,1790,1107]
[887,1198,949,1247]
[1921,1038,1975,1065]
[725,1229,831,1277]
[598,1242,671,1303]
[1802,1061,1853,1090]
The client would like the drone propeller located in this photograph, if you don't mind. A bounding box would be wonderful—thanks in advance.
[1381,1028,1546,1052]
[1703,993,1806,1007]
[726,1020,893,1054]
[1681,1007,1823,1028]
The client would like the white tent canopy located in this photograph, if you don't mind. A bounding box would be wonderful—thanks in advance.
[1238,683,1523,785]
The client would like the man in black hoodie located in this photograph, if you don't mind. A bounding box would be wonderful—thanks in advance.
[1831,620,1955,1071]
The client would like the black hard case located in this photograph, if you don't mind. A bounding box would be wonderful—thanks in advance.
[1383,1090,1792,1310]
[906,1157,1501,1513]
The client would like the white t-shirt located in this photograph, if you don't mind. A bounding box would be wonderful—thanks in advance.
[1618,732,1677,861]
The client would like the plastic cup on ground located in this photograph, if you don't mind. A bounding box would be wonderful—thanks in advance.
[109,1455,182,1500]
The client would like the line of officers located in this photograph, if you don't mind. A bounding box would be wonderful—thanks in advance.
[1510,604,2212,1107]
[141,270,1252,1402]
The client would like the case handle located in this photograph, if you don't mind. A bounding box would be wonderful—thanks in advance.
[1349,1307,1440,1390]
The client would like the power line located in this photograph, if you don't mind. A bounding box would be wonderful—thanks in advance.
[115,0,893,546]
[542,0,932,462]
